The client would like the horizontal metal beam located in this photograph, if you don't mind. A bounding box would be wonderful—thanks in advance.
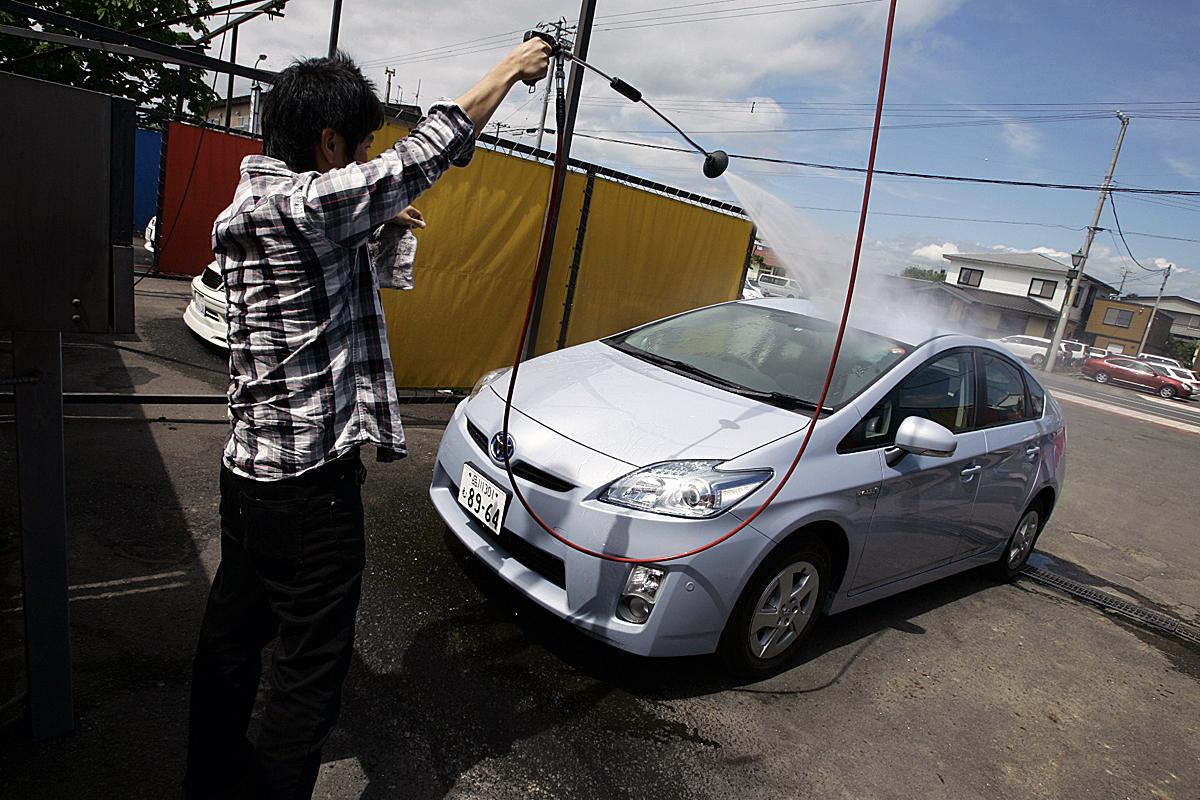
[0,0,276,83]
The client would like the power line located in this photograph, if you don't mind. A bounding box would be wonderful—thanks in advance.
[1108,193,1168,272]
[576,112,1119,135]
[571,131,1200,195]
[373,0,881,66]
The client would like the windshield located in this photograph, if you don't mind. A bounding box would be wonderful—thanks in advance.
[604,303,912,412]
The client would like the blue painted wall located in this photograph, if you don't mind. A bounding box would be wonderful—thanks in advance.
[133,128,162,234]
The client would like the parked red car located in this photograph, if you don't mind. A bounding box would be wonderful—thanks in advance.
[1081,356,1194,400]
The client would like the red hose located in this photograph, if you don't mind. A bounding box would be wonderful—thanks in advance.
[499,0,899,564]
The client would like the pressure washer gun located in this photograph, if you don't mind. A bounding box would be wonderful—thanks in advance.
[520,28,728,178]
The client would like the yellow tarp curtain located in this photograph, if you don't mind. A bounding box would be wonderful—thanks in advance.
[368,120,752,388]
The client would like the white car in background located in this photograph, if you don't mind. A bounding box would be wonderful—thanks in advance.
[1138,353,1184,370]
[755,272,803,299]
[183,261,228,349]
[741,279,765,300]
[989,335,1057,368]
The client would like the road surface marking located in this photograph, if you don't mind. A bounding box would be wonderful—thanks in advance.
[1052,389,1200,435]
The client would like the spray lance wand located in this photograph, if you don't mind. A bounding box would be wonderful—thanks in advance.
[521,28,729,178]
[500,6,899,564]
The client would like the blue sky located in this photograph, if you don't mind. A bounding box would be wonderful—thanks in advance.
[229,0,1200,296]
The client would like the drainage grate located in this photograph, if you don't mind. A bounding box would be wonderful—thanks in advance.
[1021,565,1200,646]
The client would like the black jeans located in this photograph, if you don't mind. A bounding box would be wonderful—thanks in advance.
[185,452,366,800]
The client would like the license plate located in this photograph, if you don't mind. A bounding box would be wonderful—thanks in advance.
[458,463,508,535]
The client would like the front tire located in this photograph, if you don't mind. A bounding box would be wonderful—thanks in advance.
[1159,385,1177,399]
[1094,371,1110,384]
[1031,353,1046,368]
[991,505,1043,580]
[719,539,829,678]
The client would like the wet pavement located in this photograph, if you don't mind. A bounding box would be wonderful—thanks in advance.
[1,278,1197,799]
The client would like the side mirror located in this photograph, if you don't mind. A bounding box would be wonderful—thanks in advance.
[885,416,958,466]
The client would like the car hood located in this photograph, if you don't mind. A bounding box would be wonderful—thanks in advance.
[493,341,809,466]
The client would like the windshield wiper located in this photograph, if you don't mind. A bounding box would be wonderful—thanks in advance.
[609,342,832,413]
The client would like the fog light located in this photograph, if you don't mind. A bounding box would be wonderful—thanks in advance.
[616,565,666,625]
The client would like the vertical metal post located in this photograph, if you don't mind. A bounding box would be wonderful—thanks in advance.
[327,0,343,57]
[250,81,262,135]
[384,67,394,106]
[223,24,239,130]
[739,225,758,289]
[12,331,73,741]
[556,170,596,350]
[1046,112,1129,371]
[1137,264,1172,355]
[534,20,563,152]
[523,0,597,360]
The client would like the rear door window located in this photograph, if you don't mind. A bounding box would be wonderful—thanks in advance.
[1026,373,1046,419]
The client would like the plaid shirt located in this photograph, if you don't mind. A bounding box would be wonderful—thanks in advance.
[213,103,476,480]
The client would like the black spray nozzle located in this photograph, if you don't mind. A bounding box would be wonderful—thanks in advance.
[703,150,729,179]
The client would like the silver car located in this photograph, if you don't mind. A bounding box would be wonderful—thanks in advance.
[431,299,1066,676]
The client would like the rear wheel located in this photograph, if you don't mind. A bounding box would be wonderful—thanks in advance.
[1031,353,1046,368]
[991,505,1042,580]
[719,539,829,678]
[1094,371,1110,384]
[1159,385,1177,399]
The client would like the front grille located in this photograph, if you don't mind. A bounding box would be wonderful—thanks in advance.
[449,479,566,588]
[511,462,575,493]
[200,268,223,290]
[466,419,489,452]
[464,419,576,492]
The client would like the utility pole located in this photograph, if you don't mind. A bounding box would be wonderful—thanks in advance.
[1045,111,1130,372]
[223,23,238,129]
[1117,265,1131,295]
[1137,264,1172,355]
[523,0,597,360]
[327,0,342,57]
[534,20,564,151]
[384,67,394,105]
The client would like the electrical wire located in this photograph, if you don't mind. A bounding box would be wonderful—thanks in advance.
[1108,193,1167,272]
[571,131,1200,196]
[496,0,900,564]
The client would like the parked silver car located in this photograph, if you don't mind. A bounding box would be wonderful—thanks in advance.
[432,299,1066,676]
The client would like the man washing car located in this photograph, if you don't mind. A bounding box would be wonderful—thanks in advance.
[184,38,552,800]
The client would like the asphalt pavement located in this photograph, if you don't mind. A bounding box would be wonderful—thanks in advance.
[1,279,1197,799]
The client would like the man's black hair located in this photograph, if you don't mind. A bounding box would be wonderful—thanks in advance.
[261,52,384,172]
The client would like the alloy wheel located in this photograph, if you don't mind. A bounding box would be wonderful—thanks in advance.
[1008,510,1040,568]
[747,560,820,660]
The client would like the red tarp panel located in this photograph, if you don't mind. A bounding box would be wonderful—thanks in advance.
[157,122,261,276]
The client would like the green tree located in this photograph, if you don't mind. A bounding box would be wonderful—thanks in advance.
[902,266,946,282]
[0,0,217,121]
[1163,336,1198,369]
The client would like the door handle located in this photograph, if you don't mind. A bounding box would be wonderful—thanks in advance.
[960,464,982,481]
[1025,445,1041,460]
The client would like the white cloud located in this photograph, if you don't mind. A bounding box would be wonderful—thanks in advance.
[912,242,959,262]
[1164,155,1199,181]
[1030,246,1069,260]
[1001,121,1040,156]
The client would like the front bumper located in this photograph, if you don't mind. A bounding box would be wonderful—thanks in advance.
[430,390,774,657]
[183,277,228,348]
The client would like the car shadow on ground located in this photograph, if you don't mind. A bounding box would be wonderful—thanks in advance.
[322,528,1008,799]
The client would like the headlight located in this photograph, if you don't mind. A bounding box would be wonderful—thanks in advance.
[469,367,511,400]
[600,460,773,518]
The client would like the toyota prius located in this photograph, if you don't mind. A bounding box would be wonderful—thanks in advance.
[430,299,1066,676]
